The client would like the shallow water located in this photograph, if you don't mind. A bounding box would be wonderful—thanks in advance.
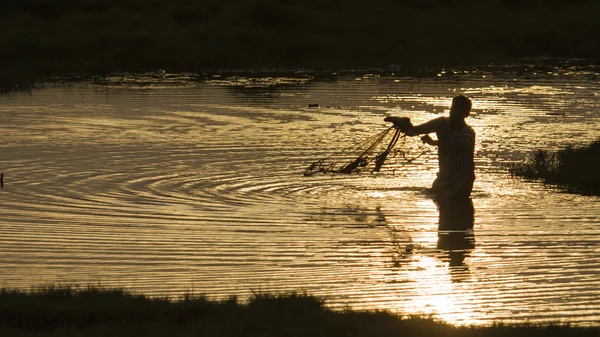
[1,68,600,325]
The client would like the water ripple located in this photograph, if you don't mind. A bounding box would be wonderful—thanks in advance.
[1,70,599,326]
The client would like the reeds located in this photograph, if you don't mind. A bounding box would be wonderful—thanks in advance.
[1,285,598,336]
[508,139,600,195]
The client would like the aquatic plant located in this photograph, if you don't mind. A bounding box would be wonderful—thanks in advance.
[508,139,600,195]
[1,285,599,336]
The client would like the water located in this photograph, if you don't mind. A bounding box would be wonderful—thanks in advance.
[1,67,599,326]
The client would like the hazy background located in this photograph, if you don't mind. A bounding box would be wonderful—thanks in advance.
[1,0,599,84]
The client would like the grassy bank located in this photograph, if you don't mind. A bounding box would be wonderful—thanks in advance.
[1,286,598,337]
[1,0,600,89]
[508,139,600,196]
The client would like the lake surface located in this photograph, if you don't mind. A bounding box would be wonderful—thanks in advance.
[1,67,599,326]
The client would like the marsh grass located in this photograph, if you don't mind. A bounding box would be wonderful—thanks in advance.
[508,139,600,195]
[1,285,599,336]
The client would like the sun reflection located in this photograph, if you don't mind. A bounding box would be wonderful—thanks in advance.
[403,254,484,326]
[362,198,486,326]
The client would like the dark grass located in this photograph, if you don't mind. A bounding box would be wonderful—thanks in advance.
[2,0,600,90]
[508,139,600,196]
[1,286,599,336]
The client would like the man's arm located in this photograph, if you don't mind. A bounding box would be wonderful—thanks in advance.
[421,134,438,146]
[384,116,443,136]
[409,117,444,135]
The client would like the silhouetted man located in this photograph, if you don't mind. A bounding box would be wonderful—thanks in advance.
[385,95,475,199]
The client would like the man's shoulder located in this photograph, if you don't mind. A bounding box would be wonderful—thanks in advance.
[431,116,449,128]
[464,124,475,135]
[460,122,474,130]
[460,124,476,145]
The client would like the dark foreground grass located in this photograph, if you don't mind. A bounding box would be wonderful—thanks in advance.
[508,139,600,196]
[1,286,598,337]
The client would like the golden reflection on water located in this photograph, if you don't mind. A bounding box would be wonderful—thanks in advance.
[405,257,482,326]
[1,69,600,326]
[364,197,484,326]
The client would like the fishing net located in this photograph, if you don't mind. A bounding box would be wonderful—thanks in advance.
[304,121,427,176]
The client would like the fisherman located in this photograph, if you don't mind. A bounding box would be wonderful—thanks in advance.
[385,95,475,199]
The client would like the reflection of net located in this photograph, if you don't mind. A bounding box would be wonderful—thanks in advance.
[304,127,426,176]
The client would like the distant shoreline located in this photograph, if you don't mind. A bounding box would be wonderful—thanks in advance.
[1,286,598,336]
[1,59,597,94]
[2,0,599,90]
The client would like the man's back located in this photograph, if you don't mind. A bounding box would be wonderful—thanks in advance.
[430,117,475,199]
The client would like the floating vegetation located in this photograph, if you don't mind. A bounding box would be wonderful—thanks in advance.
[508,139,600,195]
[92,71,200,87]
[205,76,312,88]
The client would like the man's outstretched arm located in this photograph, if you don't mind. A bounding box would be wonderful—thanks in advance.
[384,116,443,136]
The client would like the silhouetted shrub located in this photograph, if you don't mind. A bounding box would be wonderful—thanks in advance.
[509,139,600,195]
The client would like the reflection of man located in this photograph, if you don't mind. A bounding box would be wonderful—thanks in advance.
[385,95,475,199]
[436,198,475,268]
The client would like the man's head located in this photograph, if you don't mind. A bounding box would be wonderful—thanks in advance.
[449,95,472,121]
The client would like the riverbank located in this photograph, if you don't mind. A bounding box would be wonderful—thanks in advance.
[2,0,600,89]
[508,139,600,196]
[1,286,598,336]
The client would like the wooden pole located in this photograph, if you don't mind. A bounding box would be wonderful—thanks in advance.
[1,173,3,188]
